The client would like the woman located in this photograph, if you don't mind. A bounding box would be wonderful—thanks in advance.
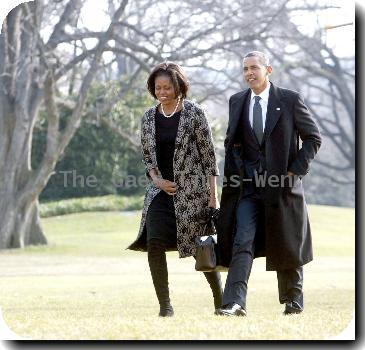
[127,62,222,317]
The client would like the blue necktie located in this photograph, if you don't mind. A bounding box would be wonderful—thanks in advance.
[253,96,263,144]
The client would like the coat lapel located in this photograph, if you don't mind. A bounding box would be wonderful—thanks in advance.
[228,90,250,147]
[174,100,189,154]
[263,83,283,143]
[146,106,158,168]
[147,101,193,175]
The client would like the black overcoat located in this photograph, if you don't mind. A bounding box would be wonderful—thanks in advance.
[217,83,322,271]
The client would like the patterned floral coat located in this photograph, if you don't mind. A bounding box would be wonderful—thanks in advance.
[127,100,219,258]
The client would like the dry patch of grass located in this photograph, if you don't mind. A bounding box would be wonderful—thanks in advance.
[0,205,355,340]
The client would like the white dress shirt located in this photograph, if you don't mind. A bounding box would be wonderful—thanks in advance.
[249,82,271,132]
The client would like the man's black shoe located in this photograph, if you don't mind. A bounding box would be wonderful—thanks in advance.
[216,303,247,316]
[283,301,303,315]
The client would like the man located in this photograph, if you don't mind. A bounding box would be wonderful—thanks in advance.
[216,51,321,316]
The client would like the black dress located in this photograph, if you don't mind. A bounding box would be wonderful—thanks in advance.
[145,109,181,249]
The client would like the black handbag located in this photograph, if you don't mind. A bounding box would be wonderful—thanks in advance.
[195,208,220,272]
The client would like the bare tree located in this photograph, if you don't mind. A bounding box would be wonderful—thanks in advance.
[88,0,295,140]
[0,0,129,248]
[261,3,354,184]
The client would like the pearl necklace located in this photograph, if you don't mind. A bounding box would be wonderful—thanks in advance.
[160,96,181,118]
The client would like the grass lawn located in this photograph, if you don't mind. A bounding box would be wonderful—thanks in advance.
[0,205,355,340]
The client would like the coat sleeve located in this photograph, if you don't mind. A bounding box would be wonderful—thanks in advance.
[288,93,322,176]
[140,112,157,176]
[194,107,220,176]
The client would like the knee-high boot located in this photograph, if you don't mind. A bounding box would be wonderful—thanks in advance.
[203,271,223,309]
[147,239,174,317]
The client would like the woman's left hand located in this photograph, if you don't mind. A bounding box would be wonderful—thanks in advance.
[208,196,219,209]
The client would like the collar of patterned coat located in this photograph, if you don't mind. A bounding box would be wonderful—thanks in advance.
[141,99,197,173]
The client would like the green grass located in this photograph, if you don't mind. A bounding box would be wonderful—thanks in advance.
[0,204,355,340]
[17,211,137,256]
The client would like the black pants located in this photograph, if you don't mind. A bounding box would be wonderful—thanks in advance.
[222,192,304,310]
[147,238,222,309]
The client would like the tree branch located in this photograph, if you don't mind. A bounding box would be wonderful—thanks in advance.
[21,0,130,204]
[312,167,354,185]
[46,0,83,50]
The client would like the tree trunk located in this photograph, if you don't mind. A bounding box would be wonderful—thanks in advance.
[0,0,130,249]
[0,106,47,249]
[0,199,47,249]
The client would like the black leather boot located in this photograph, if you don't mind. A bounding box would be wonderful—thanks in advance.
[147,239,174,317]
[203,271,223,310]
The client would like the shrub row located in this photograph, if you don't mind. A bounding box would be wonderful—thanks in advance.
[39,195,144,218]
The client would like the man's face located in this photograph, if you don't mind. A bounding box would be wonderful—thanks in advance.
[243,56,272,94]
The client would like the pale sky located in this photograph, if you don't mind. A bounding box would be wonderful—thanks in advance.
[290,0,354,57]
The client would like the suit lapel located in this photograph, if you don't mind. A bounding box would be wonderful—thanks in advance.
[263,83,283,143]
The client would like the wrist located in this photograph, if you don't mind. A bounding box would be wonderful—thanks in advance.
[152,177,160,186]
[208,196,218,204]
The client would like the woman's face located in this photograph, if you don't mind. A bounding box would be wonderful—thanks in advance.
[154,74,176,104]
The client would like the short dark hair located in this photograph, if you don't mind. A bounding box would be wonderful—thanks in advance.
[147,62,189,99]
[243,51,270,66]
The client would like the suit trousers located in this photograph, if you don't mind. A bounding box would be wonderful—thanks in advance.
[222,190,304,310]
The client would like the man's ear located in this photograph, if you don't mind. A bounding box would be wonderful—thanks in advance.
[266,65,273,75]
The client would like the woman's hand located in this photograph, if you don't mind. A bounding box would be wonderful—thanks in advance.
[153,178,177,195]
[208,195,219,209]
[149,169,177,195]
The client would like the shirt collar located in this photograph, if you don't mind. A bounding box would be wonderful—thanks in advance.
[250,81,271,103]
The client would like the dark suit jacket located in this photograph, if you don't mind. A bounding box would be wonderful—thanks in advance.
[217,82,322,270]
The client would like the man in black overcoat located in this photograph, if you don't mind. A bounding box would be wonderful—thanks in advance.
[216,51,322,316]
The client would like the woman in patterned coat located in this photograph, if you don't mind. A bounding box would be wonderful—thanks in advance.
[128,62,222,317]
